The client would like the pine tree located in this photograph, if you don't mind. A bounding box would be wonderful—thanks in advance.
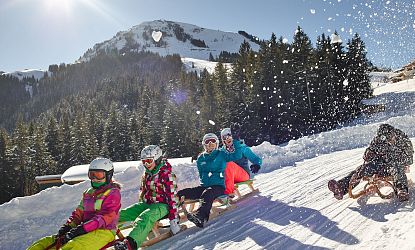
[145,96,165,145]
[45,116,61,163]
[314,34,333,128]
[29,124,56,194]
[118,109,133,161]
[162,80,188,157]
[58,113,72,173]
[212,62,230,128]
[199,70,218,133]
[102,104,120,161]
[0,129,15,203]
[243,50,263,145]
[266,33,284,143]
[128,113,143,160]
[9,117,30,197]
[229,41,251,135]
[84,105,101,160]
[256,41,272,141]
[70,112,88,165]
[290,26,316,135]
[345,33,372,117]
[274,36,294,142]
[330,31,348,123]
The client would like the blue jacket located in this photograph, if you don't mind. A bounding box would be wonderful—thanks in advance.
[196,140,243,187]
[221,142,262,177]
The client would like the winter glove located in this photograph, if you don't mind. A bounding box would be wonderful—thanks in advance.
[250,164,260,174]
[62,224,86,245]
[57,224,72,238]
[169,218,181,235]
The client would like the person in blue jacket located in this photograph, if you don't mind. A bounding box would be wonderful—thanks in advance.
[220,127,262,197]
[177,133,242,228]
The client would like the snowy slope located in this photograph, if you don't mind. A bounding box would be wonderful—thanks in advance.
[1,69,48,81]
[181,57,232,75]
[78,20,260,63]
[1,78,415,250]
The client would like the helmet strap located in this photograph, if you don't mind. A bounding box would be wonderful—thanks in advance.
[91,181,106,189]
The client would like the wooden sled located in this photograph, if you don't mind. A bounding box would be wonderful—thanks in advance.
[348,166,411,200]
[179,194,235,223]
[141,223,187,248]
[179,179,258,221]
[232,179,259,203]
[102,220,187,249]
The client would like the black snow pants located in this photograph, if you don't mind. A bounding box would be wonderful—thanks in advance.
[177,185,225,220]
[338,161,408,195]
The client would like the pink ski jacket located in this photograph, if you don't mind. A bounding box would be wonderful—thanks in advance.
[66,182,121,233]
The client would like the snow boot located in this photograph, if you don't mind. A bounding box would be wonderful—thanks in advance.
[328,179,344,200]
[114,236,137,250]
[186,212,206,228]
[226,192,236,199]
[397,189,409,202]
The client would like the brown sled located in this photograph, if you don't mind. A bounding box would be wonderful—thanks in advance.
[179,195,236,223]
[232,179,259,203]
[102,220,187,249]
[348,166,411,200]
[179,179,258,221]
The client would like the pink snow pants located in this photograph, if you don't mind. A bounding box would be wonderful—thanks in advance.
[224,162,249,195]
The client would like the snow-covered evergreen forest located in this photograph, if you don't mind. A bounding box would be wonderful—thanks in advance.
[0,25,374,204]
[1,76,415,249]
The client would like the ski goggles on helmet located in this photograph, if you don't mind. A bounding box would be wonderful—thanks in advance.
[204,138,218,145]
[142,158,154,166]
[88,170,106,180]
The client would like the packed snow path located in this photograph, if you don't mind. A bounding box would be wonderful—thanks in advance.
[152,144,415,250]
[1,78,415,250]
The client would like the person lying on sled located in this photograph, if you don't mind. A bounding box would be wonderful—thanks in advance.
[220,127,262,198]
[28,157,122,250]
[177,133,243,228]
[328,124,414,202]
[114,145,179,250]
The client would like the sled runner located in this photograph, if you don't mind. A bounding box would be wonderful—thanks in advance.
[348,166,411,199]
[139,222,187,248]
[179,195,236,224]
[101,221,187,249]
[179,179,259,222]
[231,179,259,203]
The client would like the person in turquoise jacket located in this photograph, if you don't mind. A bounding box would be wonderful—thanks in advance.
[220,127,262,197]
[177,133,242,228]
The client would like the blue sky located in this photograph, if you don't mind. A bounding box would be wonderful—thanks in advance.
[1,0,414,72]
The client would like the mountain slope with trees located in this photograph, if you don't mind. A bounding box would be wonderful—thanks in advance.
[0,26,372,204]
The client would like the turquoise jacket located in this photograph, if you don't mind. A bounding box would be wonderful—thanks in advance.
[221,142,262,177]
[196,140,243,187]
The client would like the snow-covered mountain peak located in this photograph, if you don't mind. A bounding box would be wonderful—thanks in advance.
[1,69,48,81]
[78,20,260,63]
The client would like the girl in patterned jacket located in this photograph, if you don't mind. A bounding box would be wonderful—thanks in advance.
[114,145,179,250]
[28,157,122,250]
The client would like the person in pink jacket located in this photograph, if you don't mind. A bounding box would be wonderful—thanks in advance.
[27,157,122,250]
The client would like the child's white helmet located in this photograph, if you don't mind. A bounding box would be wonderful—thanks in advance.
[141,145,163,161]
